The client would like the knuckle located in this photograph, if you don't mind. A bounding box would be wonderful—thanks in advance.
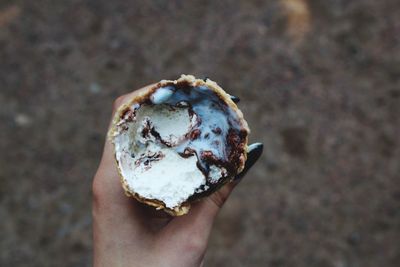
[210,191,228,209]
[209,184,234,209]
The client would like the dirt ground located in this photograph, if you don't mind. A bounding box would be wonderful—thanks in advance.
[0,0,399,266]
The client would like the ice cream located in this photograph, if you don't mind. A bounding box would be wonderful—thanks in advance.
[109,75,249,215]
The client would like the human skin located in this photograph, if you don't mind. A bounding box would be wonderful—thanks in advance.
[92,85,262,267]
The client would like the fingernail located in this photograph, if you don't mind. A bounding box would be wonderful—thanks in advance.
[230,95,240,103]
[234,143,263,181]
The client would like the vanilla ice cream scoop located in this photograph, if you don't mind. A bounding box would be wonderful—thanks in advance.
[109,75,249,215]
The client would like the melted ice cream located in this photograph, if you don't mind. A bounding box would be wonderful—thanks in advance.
[113,84,243,209]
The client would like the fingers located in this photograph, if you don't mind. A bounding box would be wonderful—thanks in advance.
[156,184,239,259]
[160,142,263,250]
[233,142,264,181]
[96,83,157,186]
[95,83,157,201]
[156,199,218,261]
[93,83,158,231]
[108,84,157,127]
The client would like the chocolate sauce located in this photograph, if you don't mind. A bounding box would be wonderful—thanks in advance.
[145,83,245,185]
[115,79,249,209]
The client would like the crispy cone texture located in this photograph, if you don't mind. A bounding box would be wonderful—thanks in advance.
[108,75,249,216]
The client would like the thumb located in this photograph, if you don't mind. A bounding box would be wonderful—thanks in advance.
[154,183,237,263]
[158,143,263,251]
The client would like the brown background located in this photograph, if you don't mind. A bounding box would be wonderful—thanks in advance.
[1,0,399,266]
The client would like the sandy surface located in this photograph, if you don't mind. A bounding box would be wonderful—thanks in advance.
[0,0,399,266]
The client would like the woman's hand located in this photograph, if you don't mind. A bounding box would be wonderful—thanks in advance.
[92,85,263,267]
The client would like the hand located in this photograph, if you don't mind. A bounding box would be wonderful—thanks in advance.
[92,85,263,267]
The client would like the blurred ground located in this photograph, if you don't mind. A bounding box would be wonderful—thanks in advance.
[0,0,399,266]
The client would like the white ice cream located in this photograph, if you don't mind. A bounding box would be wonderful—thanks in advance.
[112,82,243,210]
[208,165,227,183]
[114,104,208,209]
